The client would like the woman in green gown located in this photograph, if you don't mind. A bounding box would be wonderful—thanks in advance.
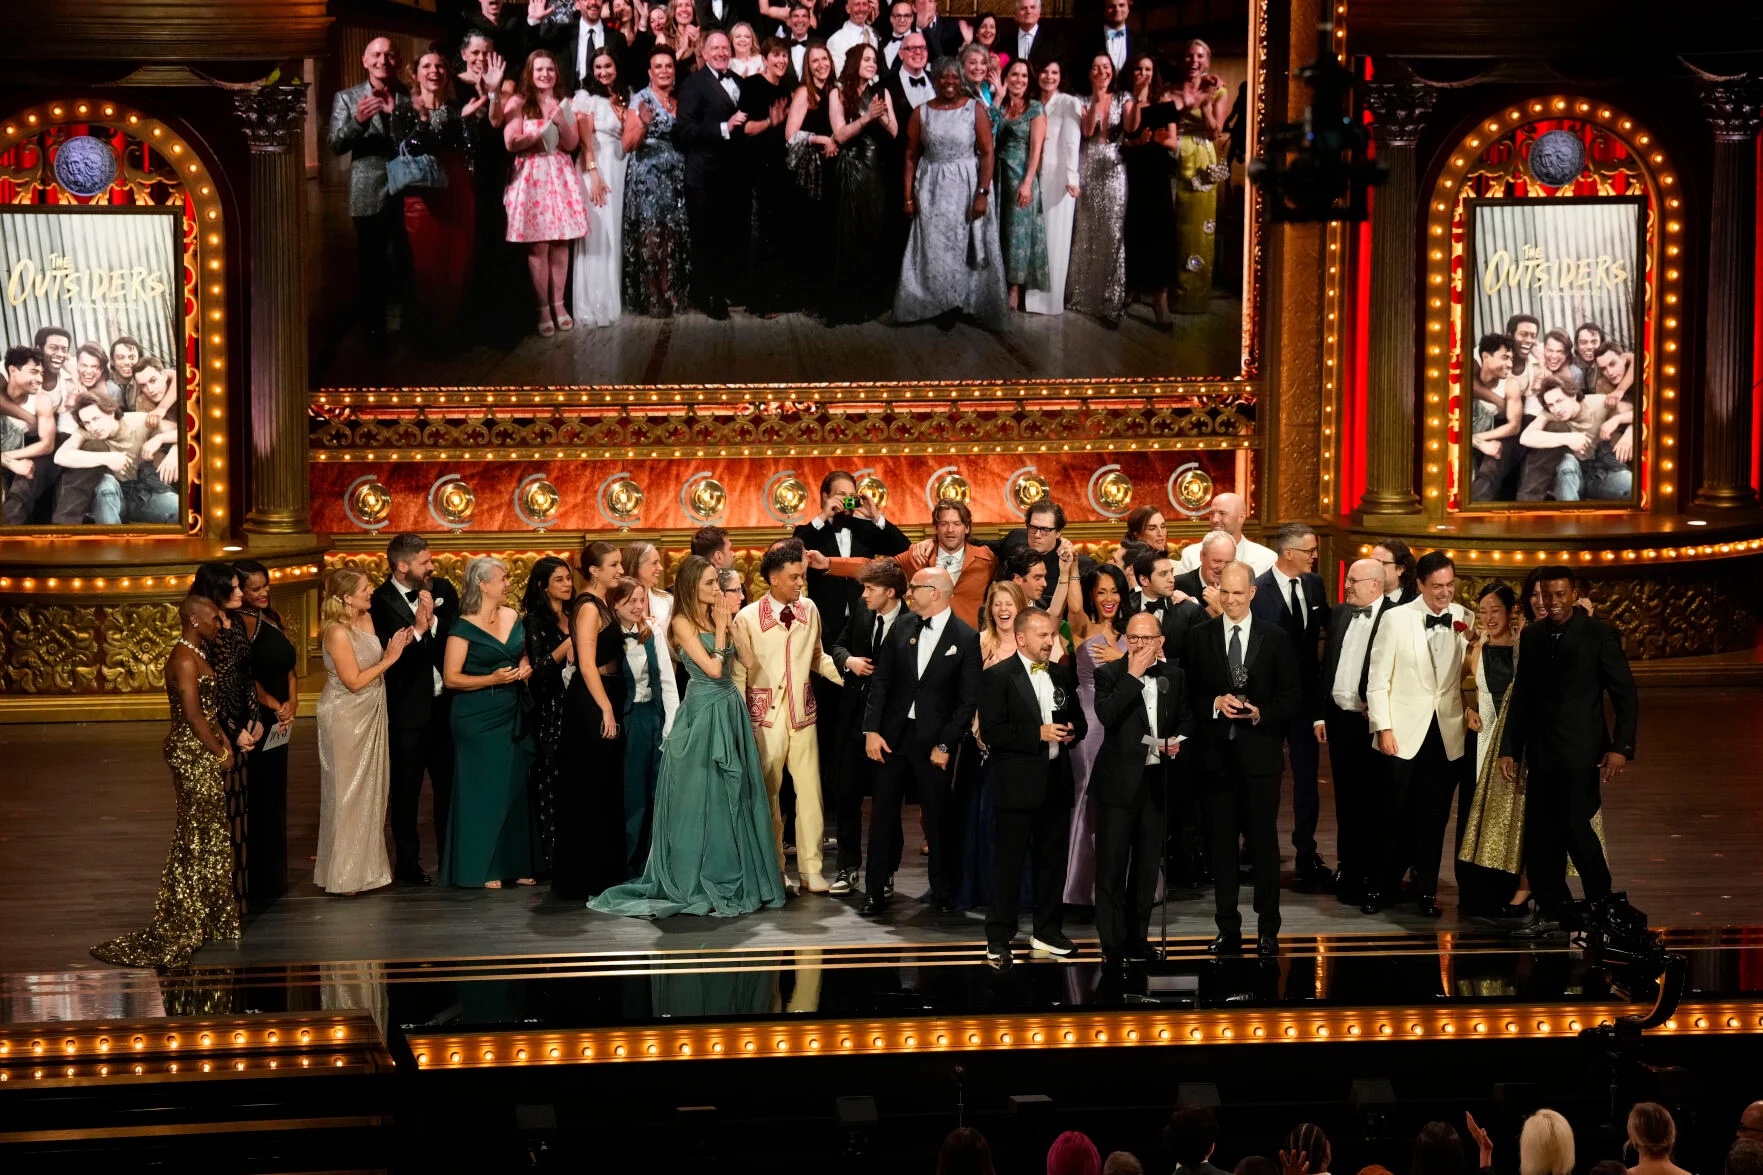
[590,555,785,918]
[993,59,1049,313]
[441,557,538,888]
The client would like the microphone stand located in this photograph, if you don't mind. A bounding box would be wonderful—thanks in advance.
[1158,746,1174,958]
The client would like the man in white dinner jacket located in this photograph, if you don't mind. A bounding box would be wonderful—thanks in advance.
[1362,549,1480,918]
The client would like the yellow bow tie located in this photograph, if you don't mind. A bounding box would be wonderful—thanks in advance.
[1029,661,1048,673]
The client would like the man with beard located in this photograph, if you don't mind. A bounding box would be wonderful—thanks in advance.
[370,533,461,885]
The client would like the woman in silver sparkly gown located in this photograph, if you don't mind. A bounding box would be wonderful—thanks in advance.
[1064,54,1135,327]
[893,57,1008,331]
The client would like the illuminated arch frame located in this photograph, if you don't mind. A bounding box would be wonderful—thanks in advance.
[1422,97,1683,515]
[1,97,226,538]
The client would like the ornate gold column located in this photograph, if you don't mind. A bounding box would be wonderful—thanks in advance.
[1354,72,1435,517]
[1694,79,1762,510]
[234,84,314,536]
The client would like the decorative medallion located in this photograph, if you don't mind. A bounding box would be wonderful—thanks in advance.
[427,474,476,530]
[1086,464,1133,518]
[855,471,889,512]
[681,471,728,521]
[515,474,561,530]
[598,474,644,526]
[765,471,810,524]
[1527,129,1587,187]
[344,476,392,530]
[53,135,118,197]
[1006,467,1052,516]
[1167,463,1216,517]
[923,466,970,513]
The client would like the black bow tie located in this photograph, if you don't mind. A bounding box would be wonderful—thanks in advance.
[623,629,643,642]
[1352,605,1374,619]
[402,587,420,602]
[1424,612,1453,630]
[1141,662,1162,678]
[907,74,928,87]
[1145,598,1167,615]
[890,33,904,41]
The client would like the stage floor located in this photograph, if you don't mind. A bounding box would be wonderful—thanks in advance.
[8,685,1761,976]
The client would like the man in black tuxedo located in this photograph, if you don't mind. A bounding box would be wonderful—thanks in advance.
[862,566,981,916]
[1312,557,1391,905]
[675,30,749,319]
[1093,611,1195,970]
[696,0,753,32]
[1184,561,1300,956]
[1250,523,1332,889]
[1498,567,1637,936]
[828,558,910,894]
[369,533,461,885]
[910,0,965,57]
[1172,531,1234,616]
[977,607,1085,970]
[794,470,911,649]
[1068,0,1138,90]
[880,0,915,71]
[1001,0,1062,75]
[1121,547,1206,662]
[528,0,629,92]
[780,1,816,85]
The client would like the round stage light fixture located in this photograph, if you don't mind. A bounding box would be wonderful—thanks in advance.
[596,473,645,527]
[344,476,393,530]
[923,466,970,513]
[765,471,810,523]
[1087,465,1133,518]
[681,472,728,522]
[428,475,476,531]
[515,475,561,530]
[1168,464,1216,516]
[855,471,889,511]
[1006,467,1052,516]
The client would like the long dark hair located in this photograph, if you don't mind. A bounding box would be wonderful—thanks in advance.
[523,555,574,624]
[1081,563,1129,626]
[837,41,880,117]
[232,559,280,625]
[585,48,628,101]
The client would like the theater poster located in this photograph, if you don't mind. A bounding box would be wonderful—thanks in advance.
[1461,196,1644,509]
[0,206,184,530]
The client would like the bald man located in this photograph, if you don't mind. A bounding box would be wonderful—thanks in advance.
[1314,557,1389,904]
[861,566,981,916]
[1177,493,1277,578]
[328,36,414,336]
[1740,1101,1763,1143]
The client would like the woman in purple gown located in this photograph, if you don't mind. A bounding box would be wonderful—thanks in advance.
[1062,563,1130,907]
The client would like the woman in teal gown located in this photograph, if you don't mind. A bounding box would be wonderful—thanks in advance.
[441,557,538,888]
[589,555,785,918]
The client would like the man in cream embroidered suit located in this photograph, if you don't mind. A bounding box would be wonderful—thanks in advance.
[1363,550,1481,918]
[732,538,844,893]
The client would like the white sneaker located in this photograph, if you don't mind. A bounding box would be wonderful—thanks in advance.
[1029,934,1076,957]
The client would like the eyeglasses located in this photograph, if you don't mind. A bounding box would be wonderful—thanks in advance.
[1026,524,1058,536]
[1124,634,1161,645]
[906,583,939,593]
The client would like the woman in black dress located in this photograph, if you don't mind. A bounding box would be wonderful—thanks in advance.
[784,42,840,315]
[1121,52,1177,328]
[235,560,297,907]
[188,563,264,911]
[826,42,899,324]
[552,541,628,900]
[740,37,798,317]
[522,556,576,876]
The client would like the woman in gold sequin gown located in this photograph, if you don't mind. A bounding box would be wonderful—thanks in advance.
[1170,39,1230,315]
[92,597,241,969]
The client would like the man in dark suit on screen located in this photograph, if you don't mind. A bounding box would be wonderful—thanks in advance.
[527,0,630,94]
[1093,611,1195,970]
[862,566,980,917]
[1312,557,1391,905]
[370,533,460,885]
[1499,566,1637,937]
[1250,522,1333,889]
[1184,561,1300,957]
[976,607,1085,970]
[827,558,911,895]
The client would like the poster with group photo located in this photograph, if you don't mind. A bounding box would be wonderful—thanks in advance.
[0,206,184,529]
[1462,196,1644,509]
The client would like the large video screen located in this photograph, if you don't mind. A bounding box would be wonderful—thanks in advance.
[0,206,184,530]
[1462,196,1643,509]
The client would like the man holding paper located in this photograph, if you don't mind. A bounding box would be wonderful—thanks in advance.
[1092,611,1194,971]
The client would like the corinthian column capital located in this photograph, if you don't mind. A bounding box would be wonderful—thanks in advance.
[1363,76,1436,149]
[232,84,308,154]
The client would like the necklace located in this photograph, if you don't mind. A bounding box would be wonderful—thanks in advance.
[177,637,208,661]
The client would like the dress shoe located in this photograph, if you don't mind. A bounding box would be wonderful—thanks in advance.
[858,894,889,918]
[1257,933,1281,958]
[984,947,1014,973]
[1416,895,1443,918]
[802,872,830,894]
[827,868,857,895]
[1510,913,1564,938]
[1295,854,1337,892]
[1207,933,1243,956]
[1030,932,1076,957]
[1125,944,1163,964]
[396,869,433,887]
[882,875,895,899]
[1359,892,1384,916]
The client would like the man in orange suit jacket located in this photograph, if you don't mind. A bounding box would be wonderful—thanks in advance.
[806,499,997,629]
